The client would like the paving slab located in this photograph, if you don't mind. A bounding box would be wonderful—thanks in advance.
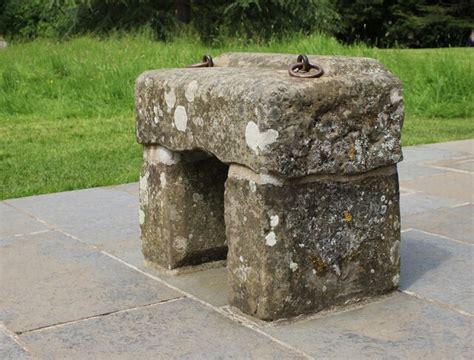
[400,192,463,218]
[19,298,303,359]
[400,172,474,203]
[397,162,447,181]
[427,155,474,172]
[149,265,229,307]
[0,328,31,360]
[400,230,474,314]
[0,203,48,238]
[424,139,474,155]
[6,187,139,253]
[0,231,180,333]
[266,293,473,359]
[403,204,474,243]
[401,144,469,164]
[110,182,139,197]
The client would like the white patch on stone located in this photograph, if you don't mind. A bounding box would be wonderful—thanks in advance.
[145,146,180,165]
[192,193,203,202]
[289,262,299,272]
[322,285,327,292]
[174,237,187,252]
[174,106,188,132]
[249,180,257,193]
[393,217,400,230]
[193,116,204,127]
[153,104,163,124]
[259,174,284,186]
[139,171,149,206]
[185,80,198,102]
[299,243,305,248]
[390,88,402,104]
[333,264,341,276]
[370,269,375,274]
[165,88,176,110]
[139,209,145,225]
[392,274,400,286]
[245,121,279,154]
[390,240,400,264]
[234,266,253,282]
[144,77,152,87]
[160,172,167,187]
[270,215,279,228]
[239,256,244,263]
[265,231,277,247]
[159,147,179,164]
[312,269,317,275]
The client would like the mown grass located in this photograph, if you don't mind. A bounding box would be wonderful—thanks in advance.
[1,34,473,199]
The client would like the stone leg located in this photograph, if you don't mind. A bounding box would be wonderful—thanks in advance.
[225,164,401,321]
[140,146,228,270]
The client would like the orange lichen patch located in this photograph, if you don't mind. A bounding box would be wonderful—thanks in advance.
[343,210,353,222]
[309,255,328,274]
[348,147,357,160]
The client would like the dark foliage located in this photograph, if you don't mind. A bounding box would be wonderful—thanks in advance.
[0,0,472,47]
[336,0,473,48]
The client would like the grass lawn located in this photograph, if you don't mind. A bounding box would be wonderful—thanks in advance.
[1,34,473,200]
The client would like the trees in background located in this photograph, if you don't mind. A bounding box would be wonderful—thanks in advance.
[336,0,473,48]
[0,0,472,47]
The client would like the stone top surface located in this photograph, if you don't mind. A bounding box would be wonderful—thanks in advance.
[135,53,404,178]
[214,52,389,76]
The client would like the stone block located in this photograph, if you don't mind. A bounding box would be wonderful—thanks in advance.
[136,55,403,178]
[139,146,228,269]
[225,164,401,320]
[135,52,404,320]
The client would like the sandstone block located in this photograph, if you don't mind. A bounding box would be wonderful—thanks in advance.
[136,55,403,178]
[225,164,401,320]
[139,146,227,269]
[135,52,404,320]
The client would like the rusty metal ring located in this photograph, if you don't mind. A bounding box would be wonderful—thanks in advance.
[187,55,214,68]
[289,54,324,78]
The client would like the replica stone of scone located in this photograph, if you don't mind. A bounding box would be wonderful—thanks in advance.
[135,52,404,320]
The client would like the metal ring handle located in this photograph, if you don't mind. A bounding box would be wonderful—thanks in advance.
[288,54,324,78]
[187,55,214,68]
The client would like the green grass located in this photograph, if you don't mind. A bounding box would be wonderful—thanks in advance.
[1,34,473,199]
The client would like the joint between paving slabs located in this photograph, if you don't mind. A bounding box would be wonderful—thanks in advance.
[103,252,315,360]
[404,228,474,247]
[399,290,473,318]
[16,297,186,336]
[0,323,35,358]
[3,201,314,359]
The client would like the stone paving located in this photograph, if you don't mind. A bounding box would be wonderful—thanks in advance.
[1,139,473,359]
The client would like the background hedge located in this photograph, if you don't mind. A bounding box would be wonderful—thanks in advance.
[0,0,472,47]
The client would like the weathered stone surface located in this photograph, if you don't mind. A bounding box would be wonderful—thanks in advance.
[214,52,390,75]
[140,146,228,269]
[136,52,404,320]
[225,164,401,320]
[135,53,403,178]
